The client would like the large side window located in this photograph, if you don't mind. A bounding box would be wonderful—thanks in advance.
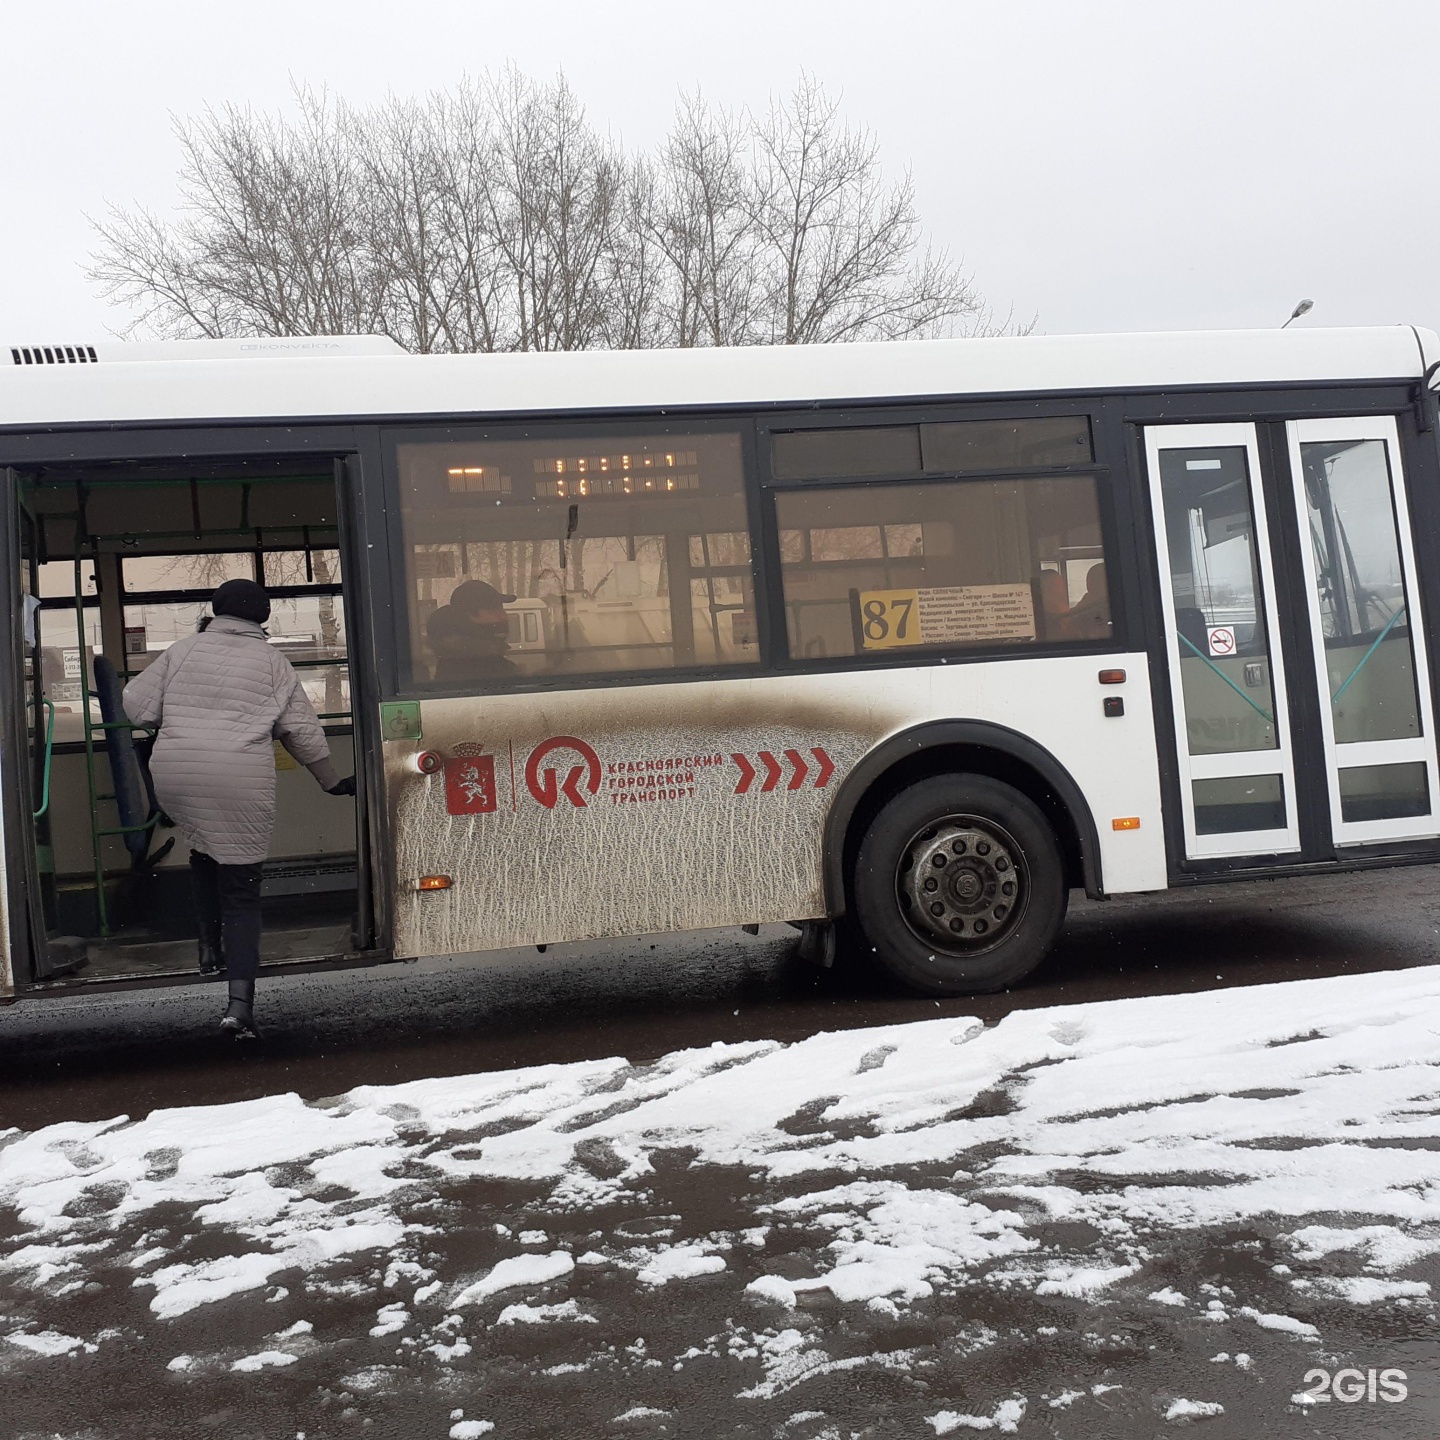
[121,546,349,725]
[395,429,757,688]
[775,474,1110,660]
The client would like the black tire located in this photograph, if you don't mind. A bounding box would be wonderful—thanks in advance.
[852,773,1067,995]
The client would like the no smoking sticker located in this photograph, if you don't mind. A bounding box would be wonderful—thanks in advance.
[1207,625,1236,657]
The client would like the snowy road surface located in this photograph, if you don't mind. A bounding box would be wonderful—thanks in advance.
[3,966,1440,1437]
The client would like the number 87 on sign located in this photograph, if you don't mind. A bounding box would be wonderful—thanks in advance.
[853,588,919,650]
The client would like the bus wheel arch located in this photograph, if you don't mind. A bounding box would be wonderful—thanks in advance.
[822,721,1103,921]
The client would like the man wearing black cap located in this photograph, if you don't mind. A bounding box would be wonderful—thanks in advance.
[426,579,520,684]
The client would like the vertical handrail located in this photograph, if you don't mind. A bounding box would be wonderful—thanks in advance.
[32,697,54,818]
[75,545,110,935]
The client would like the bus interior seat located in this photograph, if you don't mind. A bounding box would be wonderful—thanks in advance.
[92,653,173,870]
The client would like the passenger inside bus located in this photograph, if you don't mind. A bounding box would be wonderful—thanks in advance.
[1038,569,1072,639]
[425,579,519,683]
[400,431,759,685]
[1066,562,1112,640]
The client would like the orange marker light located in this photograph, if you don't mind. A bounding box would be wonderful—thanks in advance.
[1098,669,1127,685]
[1111,817,1141,831]
[416,875,453,891]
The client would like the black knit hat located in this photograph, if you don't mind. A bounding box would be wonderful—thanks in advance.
[211,578,271,624]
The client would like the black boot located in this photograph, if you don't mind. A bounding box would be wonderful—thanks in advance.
[219,979,260,1040]
[197,940,226,976]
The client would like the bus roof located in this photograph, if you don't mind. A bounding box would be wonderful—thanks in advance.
[2,325,1435,430]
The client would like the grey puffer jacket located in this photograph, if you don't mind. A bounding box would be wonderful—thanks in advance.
[122,615,341,863]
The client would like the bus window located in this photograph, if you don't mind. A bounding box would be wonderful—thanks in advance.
[395,430,758,686]
[263,549,343,587]
[36,559,97,598]
[771,416,1092,480]
[118,550,350,724]
[120,553,254,592]
[775,476,1110,659]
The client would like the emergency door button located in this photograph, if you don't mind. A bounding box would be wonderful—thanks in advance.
[1103,696,1125,718]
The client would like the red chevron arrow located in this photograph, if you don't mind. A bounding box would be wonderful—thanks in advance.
[784,748,809,790]
[811,747,835,788]
[758,750,783,793]
[730,752,757,795]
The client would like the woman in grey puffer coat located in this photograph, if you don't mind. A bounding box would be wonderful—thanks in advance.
[123,579,354,1038]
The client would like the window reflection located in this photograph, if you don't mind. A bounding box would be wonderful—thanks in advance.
[776,477,1110,659]
[397,431,757,686]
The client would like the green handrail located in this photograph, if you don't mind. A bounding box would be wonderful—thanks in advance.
[1331,605,1407,704]
[1177,631,1275,725]
[32,697,54,819]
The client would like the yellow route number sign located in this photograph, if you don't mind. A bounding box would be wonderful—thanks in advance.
[857,589,921,649]
[857,584,1037,650]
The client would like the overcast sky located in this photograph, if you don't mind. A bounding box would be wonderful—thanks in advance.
[3,0,1437,344]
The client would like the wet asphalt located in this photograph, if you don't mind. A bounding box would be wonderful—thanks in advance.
[4,867,1440,1439]
[4,862,1440,1133]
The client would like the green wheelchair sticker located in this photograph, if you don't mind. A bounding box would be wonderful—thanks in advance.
[379,701,422,742]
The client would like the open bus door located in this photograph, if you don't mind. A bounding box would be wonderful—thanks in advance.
[1,466,42,987]
[2,453,382,991]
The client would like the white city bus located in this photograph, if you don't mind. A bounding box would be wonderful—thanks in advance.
[2,325,1439,1003]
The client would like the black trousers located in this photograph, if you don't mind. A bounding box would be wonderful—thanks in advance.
[189,850,264,982]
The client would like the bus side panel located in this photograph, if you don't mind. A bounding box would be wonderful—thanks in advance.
[385,652,1167,959]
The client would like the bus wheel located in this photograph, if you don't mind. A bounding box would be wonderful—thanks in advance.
[852,774,1067,995]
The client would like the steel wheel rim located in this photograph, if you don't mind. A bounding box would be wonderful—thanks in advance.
[895,814,1028,954]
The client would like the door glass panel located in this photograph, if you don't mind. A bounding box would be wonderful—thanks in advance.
[1157,447,1278,755]
[1299,439,1420,744]
[1337,761,1429,823]
[1193,775,1286,835]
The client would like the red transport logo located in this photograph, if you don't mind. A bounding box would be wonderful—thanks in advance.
[525,735,603,809]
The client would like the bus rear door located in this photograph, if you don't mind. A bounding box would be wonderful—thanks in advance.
[1145,416,1440,865]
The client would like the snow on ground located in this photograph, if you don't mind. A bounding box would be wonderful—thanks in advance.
[2,965,1440,1435]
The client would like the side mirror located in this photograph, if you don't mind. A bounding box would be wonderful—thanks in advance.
[1418,360,1440,434]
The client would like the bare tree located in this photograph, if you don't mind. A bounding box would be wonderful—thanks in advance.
[90,72,1008,350]
[650,92,761,347]
[746,78,982,344]
[94,88,388,339]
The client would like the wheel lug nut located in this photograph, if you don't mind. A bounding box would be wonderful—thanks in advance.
[995,857,1009,872]
[1001,881,1015,897]
[923,877,938,892]
[948,918,963,933]
[932,854,947,867]
[930,902,944,917]
[953,839,967,855]
[976,841,990,856]
[993,905,1007,920]
[973,919,988,934]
